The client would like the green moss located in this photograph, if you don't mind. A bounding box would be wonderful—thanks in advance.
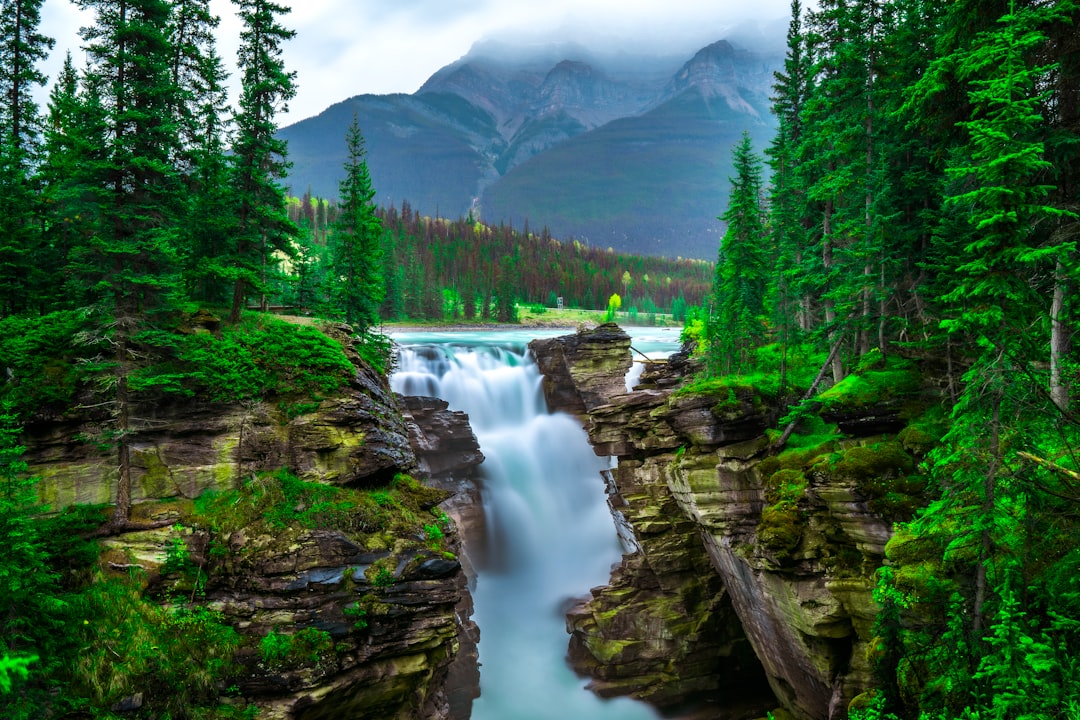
[816,355,921,409]
[587,637,636,664]
[765,468,806,505]
[135,447,172,499]
[825,441,924,520]
[758,503,803,555]
[898,407,948,456]
[189,469,448,547]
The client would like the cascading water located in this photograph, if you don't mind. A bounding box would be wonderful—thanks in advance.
[391,331,660,720]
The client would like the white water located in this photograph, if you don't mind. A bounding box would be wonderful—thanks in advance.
[391,329,671,720]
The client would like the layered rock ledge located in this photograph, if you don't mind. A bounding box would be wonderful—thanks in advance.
[23,330,484,720]
[530,326,911,720]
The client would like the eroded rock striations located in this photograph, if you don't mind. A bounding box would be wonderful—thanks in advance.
[530,325,910,720]
[24,330,483,720]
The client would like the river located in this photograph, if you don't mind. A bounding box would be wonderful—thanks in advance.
[390,326,681,720]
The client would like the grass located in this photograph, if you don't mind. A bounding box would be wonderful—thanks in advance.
[815,352,921,410]
[190,470,449,546]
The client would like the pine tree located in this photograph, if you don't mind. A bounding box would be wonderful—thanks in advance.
[709,132,768,374]
[37,55,108,312]
[73,0,183,526]
[331,114,384,331]
[767,0,814,338]
[228,0,296,323]
[166,0,234,303]
[0,0,53,316]
[939,0,1077,634]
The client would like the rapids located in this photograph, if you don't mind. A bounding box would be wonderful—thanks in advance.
[390,327,679,719]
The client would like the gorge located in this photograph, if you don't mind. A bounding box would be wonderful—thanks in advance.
[13,321,928,719]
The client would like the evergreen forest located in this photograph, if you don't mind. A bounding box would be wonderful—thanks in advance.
[1,0,1080,717]
[700,0,1080,717]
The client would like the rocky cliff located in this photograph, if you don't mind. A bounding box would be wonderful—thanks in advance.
[23,328,484,720]
[530,326,930,720]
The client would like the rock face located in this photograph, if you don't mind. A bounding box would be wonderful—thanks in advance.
[399,394,485,718]
[25,337,415,509]
[24,331,484,720]
[531,325,905,720]
[530,323,633,417]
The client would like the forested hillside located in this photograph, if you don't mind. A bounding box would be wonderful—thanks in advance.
[700,0,1080,717]
[285,194,711,323]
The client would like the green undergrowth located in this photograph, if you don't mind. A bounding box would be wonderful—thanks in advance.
[131,313,355,403]
[676,343,827,409]
[67,579,247,718]
[0,309,363,420]
[816,350,921,410]
[260,627,334,671]
[0,309,97,416]
[1,505,256,720]
[190,469,450,549]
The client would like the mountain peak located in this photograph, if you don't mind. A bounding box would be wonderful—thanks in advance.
[664,39,766,117]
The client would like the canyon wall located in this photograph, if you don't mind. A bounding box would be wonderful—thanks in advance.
[22,329,483,720]
[531,325,926,720]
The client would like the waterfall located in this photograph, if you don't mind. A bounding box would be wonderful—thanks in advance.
[392,335,659,720]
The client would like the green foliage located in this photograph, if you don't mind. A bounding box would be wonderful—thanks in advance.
[604,293,622,322]
[367,559,397,588]
[132,313,354,403]
[708,131,769,374]
[0,405,66,699]
[354,329,396,376]
[0,310,95,414]
[227,0,298,323]
[332,114,385,332]
[69,579,241,716]
[0,654,36,694]
[343,602,368,631]
[260,627,333,670]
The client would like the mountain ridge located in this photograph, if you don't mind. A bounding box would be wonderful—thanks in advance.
[279,36,782,259]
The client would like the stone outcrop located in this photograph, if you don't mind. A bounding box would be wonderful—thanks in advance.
[23,328,484,720]
[399,394,485,718]
[530,322,633,417]
[531,325,915,720]
[25,333,415,509]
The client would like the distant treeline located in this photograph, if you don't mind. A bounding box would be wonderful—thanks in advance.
[285,195,712,322]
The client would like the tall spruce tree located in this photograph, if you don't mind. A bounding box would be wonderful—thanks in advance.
[37,55,109,312]
[331,114,384,331]
[166,0,234,303]
[0,0,53,316]
[709,132,768,375]
[73,0,182,526]
[767,0,814,340]
[228,0,296,323]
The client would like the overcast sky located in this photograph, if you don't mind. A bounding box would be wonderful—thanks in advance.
[39,0,792,128]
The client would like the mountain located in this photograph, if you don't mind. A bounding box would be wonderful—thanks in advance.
[278,37,781,259]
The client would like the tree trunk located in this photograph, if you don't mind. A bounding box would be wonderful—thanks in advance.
[823,201,844,384]
[111,335,132,528]
[1050,259,1070,412]
[230,277,244,324]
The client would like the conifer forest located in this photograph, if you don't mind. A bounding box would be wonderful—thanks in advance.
[1,0,1079,718]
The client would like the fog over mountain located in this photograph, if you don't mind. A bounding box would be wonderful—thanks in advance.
[280,32,783,260]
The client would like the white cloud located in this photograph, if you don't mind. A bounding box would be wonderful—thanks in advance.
[37,0,791,127]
